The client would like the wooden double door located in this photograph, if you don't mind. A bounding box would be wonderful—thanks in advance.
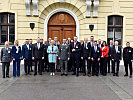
[48,12,76,43]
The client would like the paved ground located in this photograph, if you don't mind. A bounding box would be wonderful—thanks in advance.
[0,64,132,100]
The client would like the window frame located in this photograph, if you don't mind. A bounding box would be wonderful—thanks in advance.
[107,15,123,45]
[0,13,15,45]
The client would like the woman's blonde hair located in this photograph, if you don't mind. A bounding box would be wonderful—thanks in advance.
[14,40,19,46]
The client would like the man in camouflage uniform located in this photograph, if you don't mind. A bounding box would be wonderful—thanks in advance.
[58,39,70,76]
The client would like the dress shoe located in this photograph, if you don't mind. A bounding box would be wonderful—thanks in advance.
[129,75,132,78]
[76,74,79,77]
[65,74,68,76]
[61,74,64,76]
[124,74,128,77]
[72,73,76,75]
[88,74,91,77]
[113,74,116,76]
[34,73,37,76]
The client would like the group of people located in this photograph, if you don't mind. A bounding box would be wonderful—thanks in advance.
[0,36,133,78]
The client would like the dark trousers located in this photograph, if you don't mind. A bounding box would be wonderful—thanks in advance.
[34,58,42,75]
[49,63,55,73]
[60,60,68,74]
[24,59,30,73]
[124,61,132,75]
[107,56,112,72]
[89,60,92,73]
[13,59,21,77]
[2,62,10,78]
[112,60,120,74]
[92,60,99,75]
[29,58,33,71]
[72,54,80,75]
[101,57,108,75]
[83,58,90,74]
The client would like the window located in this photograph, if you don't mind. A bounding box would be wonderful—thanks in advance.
[0,13,15,44]
[107,16,123,45]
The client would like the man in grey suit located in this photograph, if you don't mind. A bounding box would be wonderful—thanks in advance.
[0,41,12,78]
[58,39,70,76]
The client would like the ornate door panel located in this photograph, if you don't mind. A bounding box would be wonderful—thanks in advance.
[48,12,76,43]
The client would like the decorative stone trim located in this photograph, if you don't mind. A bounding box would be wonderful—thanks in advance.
[32,0,38,16]
[24,0,31,16]
[86,0,92,18]
[93,0,99,17]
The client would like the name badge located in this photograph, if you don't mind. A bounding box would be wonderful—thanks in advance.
[76,46,78,48]
[117,51,120,53]
[30,48,31,50]
[97,51,99,53]
[129,50,131,52]
[86,47,88,49]
[8,50,11,54]
[61,49,62,51]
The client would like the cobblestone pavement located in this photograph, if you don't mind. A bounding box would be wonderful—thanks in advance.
[0,64,132,100]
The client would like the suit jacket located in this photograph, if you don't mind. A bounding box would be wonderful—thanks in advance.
[111,46,122,61]
[123,47,133,62]
[81,43,91,58]
[108,45,113,56]
[88,42,94,48]
[91,46,101,60]
[22,44,32,59]
[12,46,22,59]
[47,45,58,63]
[58,44,70,60]
[101,46,109,57]
[32,43,44,58]
[70,41,81,57]
[1,47,12,62]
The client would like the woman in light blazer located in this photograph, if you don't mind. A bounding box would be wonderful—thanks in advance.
[12,40,22,77]
[47,40,58,76]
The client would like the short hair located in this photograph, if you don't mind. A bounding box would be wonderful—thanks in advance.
[126,42,130,44]
[94,41,97,43]
[26,39,29,40]
[90,36,94,38]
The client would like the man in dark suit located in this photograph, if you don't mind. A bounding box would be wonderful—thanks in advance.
[88,36,94,73]
[32,38,45,75]
[108,40,113,73]
[70,36,81,77]
[81,38,91,76]
[111,41,122,77]
[91,41,101,76]
[29,39,33,72]
[22,39,32,75]
[0,41,12,78]
[123,42,132,78]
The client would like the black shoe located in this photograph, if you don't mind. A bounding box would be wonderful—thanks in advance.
[31,70,33,72]
[129,75,132,78]
[72,73,76,75]
[96,74,99,76]
[124,74,128,77]
[6,76,9,78]
[108,71,110,73]
[116,73,119,77]
[92,74,95,76]
[40,73,42,75]
[76,74,79,77]
[3,76,5,78]
[113,74,116,76]
[34,73,37,76]
[61,74,64,76]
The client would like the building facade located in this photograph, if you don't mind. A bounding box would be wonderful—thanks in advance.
[0,0,133,47]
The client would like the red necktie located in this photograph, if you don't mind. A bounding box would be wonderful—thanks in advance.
[127,49,128,52]
[74,42,76,48]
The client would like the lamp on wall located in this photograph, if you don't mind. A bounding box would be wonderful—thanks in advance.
[30,23,35,30]
[89,24,94,32]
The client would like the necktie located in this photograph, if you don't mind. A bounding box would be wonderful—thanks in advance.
[74,42,76,48]
[116,47,118,53]
[91,42,93,47]
[95,46,96,52]
[127,49,128,52]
